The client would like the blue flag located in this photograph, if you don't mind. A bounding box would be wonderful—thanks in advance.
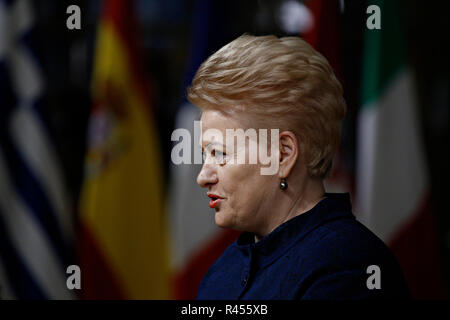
[0,0,74,299]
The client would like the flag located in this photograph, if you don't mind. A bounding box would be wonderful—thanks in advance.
[78,0,170,299]
[303,0,342,79]
[169,0,240,299]
[302,0,352,194]
[0,0,74,299]
[356,0,446,298]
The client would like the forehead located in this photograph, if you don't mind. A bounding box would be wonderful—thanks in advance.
[200,110,237,129]
[200,110,239,144]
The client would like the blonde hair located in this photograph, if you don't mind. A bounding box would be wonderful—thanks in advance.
[187,34,346,178]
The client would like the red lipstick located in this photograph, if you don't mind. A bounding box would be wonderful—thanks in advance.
[207,193,224,209]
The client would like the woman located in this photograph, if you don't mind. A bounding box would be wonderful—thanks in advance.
[188,35,410,299]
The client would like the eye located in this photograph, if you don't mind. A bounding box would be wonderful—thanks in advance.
[212,149,227,164]
[212,149,226,159]
[212,149,224,157]
[201,150,207,161]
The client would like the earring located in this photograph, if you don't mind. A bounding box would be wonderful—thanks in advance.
[280,178,288,190]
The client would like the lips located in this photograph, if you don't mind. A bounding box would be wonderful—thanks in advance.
[207,193,224,209]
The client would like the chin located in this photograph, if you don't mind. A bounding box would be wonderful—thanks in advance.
[214,211,234,229]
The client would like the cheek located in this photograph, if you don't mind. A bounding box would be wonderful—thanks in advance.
[222,165,268,210]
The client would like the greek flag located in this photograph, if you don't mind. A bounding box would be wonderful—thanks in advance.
[0,0,74,299]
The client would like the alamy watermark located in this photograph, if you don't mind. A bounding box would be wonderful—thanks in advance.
[366,5,381,30]
[66,5,81,30]
[171,121,280,175]
[66,264,81,290]
[366,264,381,290]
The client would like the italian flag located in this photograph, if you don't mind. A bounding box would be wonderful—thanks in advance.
[356,0,445,298]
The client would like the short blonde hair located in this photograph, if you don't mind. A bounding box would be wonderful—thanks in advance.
[187,34,346,178]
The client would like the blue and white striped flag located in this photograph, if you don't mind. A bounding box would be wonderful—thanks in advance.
[0,0,74,299]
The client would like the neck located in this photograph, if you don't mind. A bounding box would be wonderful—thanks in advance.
[254,176,325,243]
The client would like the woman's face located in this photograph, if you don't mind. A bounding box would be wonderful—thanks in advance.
[197,110,278,234]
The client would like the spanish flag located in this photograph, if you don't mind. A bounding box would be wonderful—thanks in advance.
[78,0,170,299]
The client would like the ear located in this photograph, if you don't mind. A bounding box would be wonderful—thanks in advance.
[278,131,299,178]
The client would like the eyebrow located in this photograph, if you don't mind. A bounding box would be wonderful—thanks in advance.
[200,141,224,150]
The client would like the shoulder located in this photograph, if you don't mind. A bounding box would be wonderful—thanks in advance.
[294,216,402,276]
[304,217,393,261]
[290,217,410,299]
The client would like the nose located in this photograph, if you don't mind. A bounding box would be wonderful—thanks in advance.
[197,162,218,188]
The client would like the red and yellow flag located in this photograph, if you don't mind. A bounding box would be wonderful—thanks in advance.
[78,0,170,299]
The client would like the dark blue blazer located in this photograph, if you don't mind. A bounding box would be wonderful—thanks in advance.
[196,193,411,300]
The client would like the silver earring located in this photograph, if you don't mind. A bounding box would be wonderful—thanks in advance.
[280,178,288,190]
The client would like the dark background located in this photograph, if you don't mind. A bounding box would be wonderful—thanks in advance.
[28,0,450,296]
